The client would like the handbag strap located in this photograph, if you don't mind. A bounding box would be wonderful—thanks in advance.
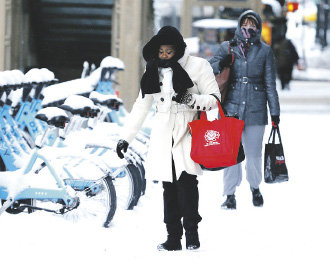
[268,126,283,144]
[227,42,234,65]
[275,126,283,144]
[200,94,225,120]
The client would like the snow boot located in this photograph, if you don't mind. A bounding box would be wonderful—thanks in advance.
[251,188,263,207]
[185,231,200,250]
[221,194,236,209]
[157,236,182,251]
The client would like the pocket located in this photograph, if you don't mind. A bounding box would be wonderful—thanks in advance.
[249,84,267,112]
[223,103,239,116]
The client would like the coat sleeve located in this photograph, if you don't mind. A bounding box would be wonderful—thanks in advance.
[121,90,154,143]
[208,41,229,75]
[264,47,280,116]
[189,58,221,111]
[288,40,299,64]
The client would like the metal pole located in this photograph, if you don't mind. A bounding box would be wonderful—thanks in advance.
[324,0,329,47]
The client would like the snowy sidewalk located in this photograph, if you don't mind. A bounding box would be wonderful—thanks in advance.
[278,80,330,113]
[293,68,330,82]
[0,112,330,260]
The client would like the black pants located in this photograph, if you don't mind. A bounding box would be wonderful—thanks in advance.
[162,162,202,239]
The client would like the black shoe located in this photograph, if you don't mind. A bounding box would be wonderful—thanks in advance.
[221,194,236,209]
[157,237,182,251]
[251,188,264,207]
[185,231,200,250]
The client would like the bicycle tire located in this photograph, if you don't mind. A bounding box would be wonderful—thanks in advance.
[136,162,146,196]
[63,175,117,228]
[113,166,135,210]
[32,162,117,227]
[126,163,142,208]
[101,176,117,227]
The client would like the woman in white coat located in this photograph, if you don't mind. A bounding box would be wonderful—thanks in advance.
[116,26,220,251]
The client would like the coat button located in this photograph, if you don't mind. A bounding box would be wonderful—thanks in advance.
[197,106,200,110]
[159,82,163,86]
[160,97,164,102]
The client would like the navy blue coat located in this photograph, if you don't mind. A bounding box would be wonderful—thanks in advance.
[209,10,280,126]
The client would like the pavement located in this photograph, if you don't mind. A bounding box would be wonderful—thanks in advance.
[277,79,330,113]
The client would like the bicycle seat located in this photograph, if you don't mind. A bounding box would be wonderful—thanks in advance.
[60,94,100,118]
[89,91,122,111]
[36,107,70,128]
[100,56,125,70]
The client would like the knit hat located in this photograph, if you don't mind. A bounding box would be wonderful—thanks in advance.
[240,14,260,29]
[142,26,187,62]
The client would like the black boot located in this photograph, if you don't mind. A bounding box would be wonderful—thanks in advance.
[251,188,263,207]
[157,236,182,251]
[221,194,236,209]
[185,231,200,250]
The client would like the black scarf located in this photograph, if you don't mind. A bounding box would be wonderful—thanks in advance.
[140,58,194,98]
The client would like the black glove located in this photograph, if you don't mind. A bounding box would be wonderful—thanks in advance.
[116,139,129,159]
[271,115,280,127]
[219,54,233,71]
[172,91,193,105]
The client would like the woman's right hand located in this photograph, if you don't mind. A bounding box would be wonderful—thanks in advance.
[219,54,234,70]
[116,139,129,159]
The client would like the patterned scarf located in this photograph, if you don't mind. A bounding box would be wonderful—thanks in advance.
[238,27,257,58]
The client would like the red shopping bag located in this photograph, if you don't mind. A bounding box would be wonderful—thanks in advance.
[188,97,244,168]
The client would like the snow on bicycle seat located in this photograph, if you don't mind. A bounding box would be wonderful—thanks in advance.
[89,91,123,110]
[24,68,44,84]
[36,107,70,128]
[100,56,125,70]
[60,94,100,118]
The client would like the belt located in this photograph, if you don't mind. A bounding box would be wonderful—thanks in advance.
[156,104,190,113]
[233,77,263,84]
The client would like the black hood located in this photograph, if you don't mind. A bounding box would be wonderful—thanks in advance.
[142,26,187,62]
[234,10,262,44]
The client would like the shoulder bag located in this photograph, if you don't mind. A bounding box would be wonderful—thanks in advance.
[215,43,233,103]
[188,94,245,170]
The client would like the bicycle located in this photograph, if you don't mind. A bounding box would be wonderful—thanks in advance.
[0,104,117,228]
[59,93,145,210]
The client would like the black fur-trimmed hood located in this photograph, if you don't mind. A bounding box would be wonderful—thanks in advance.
[142,26,187,62]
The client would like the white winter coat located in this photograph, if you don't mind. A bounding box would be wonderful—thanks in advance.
[122,49,220,182]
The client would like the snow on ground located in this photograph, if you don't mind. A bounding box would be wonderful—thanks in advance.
[1,81,330,260]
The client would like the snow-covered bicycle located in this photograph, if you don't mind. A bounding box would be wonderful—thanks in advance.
[0,105,117,228]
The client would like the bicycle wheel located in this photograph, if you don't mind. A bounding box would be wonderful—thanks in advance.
[63,176,117,228]
[136,162,146,196]
[113,166,135,210]
[114,163,141,210]
[126,163,142,207]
